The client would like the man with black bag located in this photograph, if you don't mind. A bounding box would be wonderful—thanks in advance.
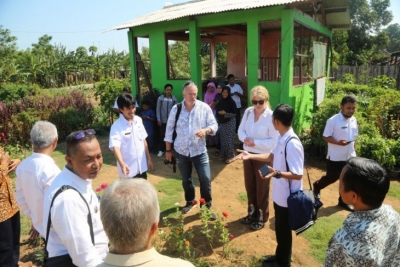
[43,130,108,266]
[236,104,304,267]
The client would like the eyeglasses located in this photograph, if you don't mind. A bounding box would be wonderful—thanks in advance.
[251,100,265,105]
[73,129,96,140]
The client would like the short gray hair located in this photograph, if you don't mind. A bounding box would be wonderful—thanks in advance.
[100,178,160,252]
[182,80,197,92]
[30,121,58,149]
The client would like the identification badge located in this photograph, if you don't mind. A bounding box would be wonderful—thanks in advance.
[124,132,131,135]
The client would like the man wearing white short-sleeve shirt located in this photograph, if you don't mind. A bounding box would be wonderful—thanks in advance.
[313,95,358,212]
[236,104,304,267]
[227,74,243,132]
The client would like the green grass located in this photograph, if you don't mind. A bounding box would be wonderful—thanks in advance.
[387,181,400,200]
[301,214,345,264]
[237,192,247,203]
[20,213,32,236]
[155,178,184,218]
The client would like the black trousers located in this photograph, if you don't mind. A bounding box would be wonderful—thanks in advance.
[133,172,147,179]
[274,202,291,267]
[158,123,167,152]
[235,108,241,133]
[314,159,346,191]
[0,211,20,267]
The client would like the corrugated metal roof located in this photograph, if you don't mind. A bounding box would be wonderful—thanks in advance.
[112,0,308,30]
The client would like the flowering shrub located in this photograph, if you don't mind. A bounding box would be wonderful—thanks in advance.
[157,199,233,264]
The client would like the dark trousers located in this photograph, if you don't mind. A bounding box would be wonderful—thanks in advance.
[146,135,155,153]
[243,159,271,223]
[158,123,167,152]
[0,211,20,267]
[133,172,147,179]
[274,203,291,267]
[314,159,346,193]
[235,108,241,132]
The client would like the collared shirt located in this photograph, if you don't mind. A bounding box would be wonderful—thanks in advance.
[325,204,400,267]
[43,167,109,267]
[228,83,243,108]
[0,146,19,223]
[238,107,279,153]
[109,115,148,177]
[323,112,358,161]
[97,247,195,267]
[164,100,218,157]
[272,129,304,208]
[156,95,177,123]
[15,152,61,237]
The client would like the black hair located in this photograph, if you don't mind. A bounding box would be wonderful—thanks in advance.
[117,93,136,110]
[342,157,389,209]
[272,104,294,127]
[164,84,173,90]
[122,87,130,93]
[227,74,235,80]
[66,130,97,157]
[141,99,151,106]
[341,95,357,106]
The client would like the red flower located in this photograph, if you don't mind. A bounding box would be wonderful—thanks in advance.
[192,200,198,205]
[101,183,108,189]
[95,187,102,192]
[199,198,206,204]
[222,211,228,218]
[229,234,234,239]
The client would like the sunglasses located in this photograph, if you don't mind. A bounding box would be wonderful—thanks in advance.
[73,129,96,140]
[251,100,265,105]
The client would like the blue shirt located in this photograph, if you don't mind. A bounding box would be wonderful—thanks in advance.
[164,100,218,157]
[140,109,156,136]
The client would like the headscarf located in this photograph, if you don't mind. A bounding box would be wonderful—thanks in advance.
[216,86,237,124]
[204,82,218,105]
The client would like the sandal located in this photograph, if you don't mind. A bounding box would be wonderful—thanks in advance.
[250,221,265,231]
[240,215,254,224]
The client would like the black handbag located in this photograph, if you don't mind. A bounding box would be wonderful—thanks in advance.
[43,185,95,267]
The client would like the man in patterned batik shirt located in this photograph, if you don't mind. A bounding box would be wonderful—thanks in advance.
[324,157,400,267]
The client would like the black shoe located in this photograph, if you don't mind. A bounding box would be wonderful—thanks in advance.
[240,215,255,224]
[338,198,354,212]
[262,255,278,267]
[181,203,196,214]
[313,182,321,199]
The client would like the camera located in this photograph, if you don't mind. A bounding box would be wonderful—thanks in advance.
[164,156,177,173]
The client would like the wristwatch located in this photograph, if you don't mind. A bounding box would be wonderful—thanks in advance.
[275,170,282,179]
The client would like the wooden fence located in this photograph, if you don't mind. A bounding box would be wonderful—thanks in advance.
[331,65,400,90]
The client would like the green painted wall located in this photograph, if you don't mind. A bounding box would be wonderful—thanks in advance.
[127,6,333,132]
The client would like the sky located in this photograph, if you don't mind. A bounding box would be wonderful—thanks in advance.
[1,0,400,54]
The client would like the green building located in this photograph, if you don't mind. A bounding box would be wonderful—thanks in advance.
[113,0,350,132]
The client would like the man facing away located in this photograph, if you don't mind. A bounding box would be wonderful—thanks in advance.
[109,93,153,179]
[236,104,304,267]
[16,121,61,239]
[313,95,358,212]
[156,83,177,157]
[164,81,218,216]
[97,178,195,267]
[325,157,400,266]
[43,130,108,266]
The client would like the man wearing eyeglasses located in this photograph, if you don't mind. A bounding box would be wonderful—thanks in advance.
[164,81,218,218]
[43,130,108,266]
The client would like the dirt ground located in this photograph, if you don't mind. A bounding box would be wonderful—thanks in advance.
[19,147,400,266]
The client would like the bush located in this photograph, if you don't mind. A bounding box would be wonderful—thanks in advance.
[369,75,397,89]
[340,73,355,84]
[356,134,396,169]
[0,83,41,103]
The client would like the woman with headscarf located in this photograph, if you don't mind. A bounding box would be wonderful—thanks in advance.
[204,82,218,147]
[216,85,237,163]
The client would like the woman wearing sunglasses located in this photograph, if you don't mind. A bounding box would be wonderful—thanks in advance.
[237,86,279,231]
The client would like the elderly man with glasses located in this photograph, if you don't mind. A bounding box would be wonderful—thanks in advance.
[43,129,108,267]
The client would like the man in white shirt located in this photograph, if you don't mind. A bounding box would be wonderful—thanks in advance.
[313,95,358,212]
[227,74,243,132]
[237,104,304,267]
[109,93,153,179]
[16,121,61,239]
[43,129,109,267]
[97,179,195,267]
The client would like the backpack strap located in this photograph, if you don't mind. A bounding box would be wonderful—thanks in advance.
[284,136,300,192]
[44,185,95,260]
[172,103,182,145]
